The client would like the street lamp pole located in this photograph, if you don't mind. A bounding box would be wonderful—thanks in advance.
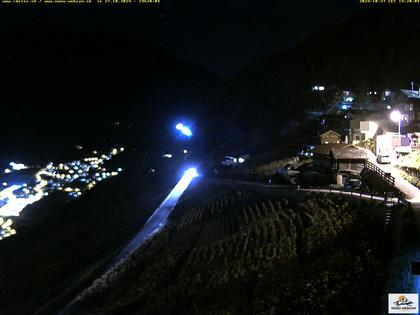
[390,110,402,136]
[398,118,401,135]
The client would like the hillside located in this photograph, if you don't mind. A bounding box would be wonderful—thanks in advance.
[64,180,393,315]
[229,7,420,116]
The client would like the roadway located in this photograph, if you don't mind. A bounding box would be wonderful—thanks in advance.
[209,178,409,206]
[107,168,198,267]
[362,149,420,208]
[60,168,199,315]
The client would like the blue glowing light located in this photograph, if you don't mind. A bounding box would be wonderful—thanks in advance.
[175,123,193,137]
[184,167,199,179]
[9,162,27,171]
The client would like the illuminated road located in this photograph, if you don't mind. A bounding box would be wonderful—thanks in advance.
[108,167,199,267]
[364,150,420,208]
[60,168,198,315]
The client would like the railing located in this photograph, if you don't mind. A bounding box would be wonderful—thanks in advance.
[364,160,395,187]
[207,177,412,207]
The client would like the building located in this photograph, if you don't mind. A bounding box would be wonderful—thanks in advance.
[330,144,369,173]
[319,130,341,144]
[313,143,347,169]
[313,143,368,173]
[349,117,380,144]
[391,89,420,129]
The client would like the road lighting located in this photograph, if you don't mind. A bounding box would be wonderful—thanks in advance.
[184,167,199,179]
[390,110,402,135]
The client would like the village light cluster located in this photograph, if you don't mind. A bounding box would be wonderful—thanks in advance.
[0,217,16,240]
[0,147,125,241]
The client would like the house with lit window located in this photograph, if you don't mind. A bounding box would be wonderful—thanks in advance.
[319,130,341,144]
[393,88,420,131]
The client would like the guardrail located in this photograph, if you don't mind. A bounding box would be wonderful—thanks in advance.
[364,160,395,187]
[207,177,411,207]
[298,187,410,207]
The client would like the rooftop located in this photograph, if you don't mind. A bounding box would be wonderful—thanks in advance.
[331,144,368,160]
[314,144,369,160]
[401,89,420,99]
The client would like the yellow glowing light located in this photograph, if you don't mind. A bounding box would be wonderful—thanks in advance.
[2,219,13,229]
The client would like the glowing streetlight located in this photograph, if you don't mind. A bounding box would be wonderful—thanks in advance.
[184,167,199,179]
[390,110,402,135]
[175,123,193,137]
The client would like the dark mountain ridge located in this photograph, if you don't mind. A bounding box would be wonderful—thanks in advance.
[232,7,420,114]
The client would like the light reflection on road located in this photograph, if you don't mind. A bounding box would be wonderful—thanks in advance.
[109,167,199,267]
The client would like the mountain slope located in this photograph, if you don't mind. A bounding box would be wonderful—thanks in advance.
[232,7,420,114]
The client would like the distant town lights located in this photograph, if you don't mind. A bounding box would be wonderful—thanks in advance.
[312,85,325,91]
[9,162,27,171]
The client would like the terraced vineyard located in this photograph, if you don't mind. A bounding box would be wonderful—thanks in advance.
[67,181,391,315]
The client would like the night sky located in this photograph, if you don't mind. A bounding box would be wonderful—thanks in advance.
[0,0,359,76]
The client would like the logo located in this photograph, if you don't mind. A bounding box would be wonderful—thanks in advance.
[389,293,419,314]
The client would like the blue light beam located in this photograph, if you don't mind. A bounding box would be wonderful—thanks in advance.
[109,167,199,266]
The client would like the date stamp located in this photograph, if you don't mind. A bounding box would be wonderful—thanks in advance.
[360,0,420,3]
